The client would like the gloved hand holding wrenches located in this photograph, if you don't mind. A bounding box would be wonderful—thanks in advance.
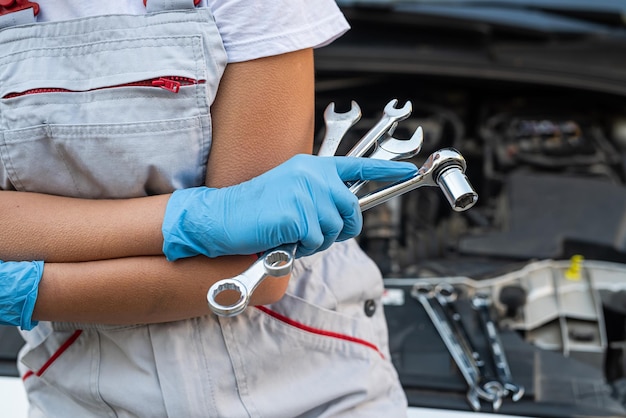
[207,99,478,317]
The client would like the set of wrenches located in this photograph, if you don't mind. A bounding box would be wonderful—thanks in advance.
[207,99,478,317]
[412,283,525,411]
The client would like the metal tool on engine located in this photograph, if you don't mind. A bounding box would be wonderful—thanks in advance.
[207,100,477,317]
[412,283,505,412]
[472,293,525,402]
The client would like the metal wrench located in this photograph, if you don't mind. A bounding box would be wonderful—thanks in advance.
[317,101,362,157]
[411,283,504,411]
[348,126,423,195]
[346,99,412,158]
[472,294,525,402]
[207,244,296,317]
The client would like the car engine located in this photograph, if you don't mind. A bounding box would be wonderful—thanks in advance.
[314,72,626,416]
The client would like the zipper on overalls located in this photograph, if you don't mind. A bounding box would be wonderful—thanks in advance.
[2,76,206,99]
[0,0,40,17]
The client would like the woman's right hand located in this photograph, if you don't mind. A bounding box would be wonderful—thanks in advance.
[162,154,417,260]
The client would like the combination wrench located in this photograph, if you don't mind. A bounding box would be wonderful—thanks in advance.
[317,101,362,158]
[412,283,505,412]
[472,294,525,402]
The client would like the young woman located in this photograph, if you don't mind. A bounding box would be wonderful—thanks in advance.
[0,1,411,416]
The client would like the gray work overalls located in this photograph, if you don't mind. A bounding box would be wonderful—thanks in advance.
[0,1,407,416]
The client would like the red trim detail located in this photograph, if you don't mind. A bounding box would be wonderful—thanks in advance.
[0,0,39,17]
[255,306,384,359]
[2,77,204,99]
[143,0,201,6]
[22,330,82,381]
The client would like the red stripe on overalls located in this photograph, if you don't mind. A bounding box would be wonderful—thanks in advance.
[22,330,83,381]
[255,306,384,359]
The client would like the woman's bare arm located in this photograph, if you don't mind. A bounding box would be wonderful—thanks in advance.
[0,191,167,262]
[207,48,314,187]
[32,255,289,324]
[29,48,315,323]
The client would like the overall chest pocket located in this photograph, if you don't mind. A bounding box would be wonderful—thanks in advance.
[0,26,224,198]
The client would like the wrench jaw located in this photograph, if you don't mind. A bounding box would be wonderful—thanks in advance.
[348,126,424,195]
[347,99,412,158]
[505,383,525,402]
[466,387,483,412]
[319,101,362,158]
[479,381,506,412]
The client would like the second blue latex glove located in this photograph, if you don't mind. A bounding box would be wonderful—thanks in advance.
[0,260,43,331]
[162,154,417,260]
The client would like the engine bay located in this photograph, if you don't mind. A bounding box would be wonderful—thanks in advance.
[313,73,626,415]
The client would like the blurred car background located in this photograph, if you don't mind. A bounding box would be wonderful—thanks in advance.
[313,0,626,416]
[3,1,626,416]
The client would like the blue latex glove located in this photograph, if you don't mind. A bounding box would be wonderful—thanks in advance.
[0,260,43,330]
[162,154,417,260]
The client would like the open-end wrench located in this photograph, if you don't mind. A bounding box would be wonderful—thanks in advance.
[411,284,504,411]
[346,99,412,158]
[472,294,525,402]
[358,148,478,212]
[318,101,362,157]
[435,284,505,411]
[348,126,423,195]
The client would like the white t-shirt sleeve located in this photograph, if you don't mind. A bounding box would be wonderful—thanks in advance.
[206,0,350,63]
[37,1,349,64]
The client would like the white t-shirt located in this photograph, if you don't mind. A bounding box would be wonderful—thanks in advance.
[35,0,350,63]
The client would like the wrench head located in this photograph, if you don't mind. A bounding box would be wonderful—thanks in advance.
[319,101,362,157]
[466,387,482,412]
[378,126,423,159]
[480,381,505,412]
[505,383,525,402]
[207,278,249,317]
[263,243,296,276]
[323,100,362,124]
[383,99,412,120]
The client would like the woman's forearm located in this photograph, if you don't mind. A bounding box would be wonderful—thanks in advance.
[32,255,288,324]
[0,191,168,262]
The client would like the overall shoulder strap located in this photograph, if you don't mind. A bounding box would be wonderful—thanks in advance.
[0,1,201,29]
[144,0,200,13]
